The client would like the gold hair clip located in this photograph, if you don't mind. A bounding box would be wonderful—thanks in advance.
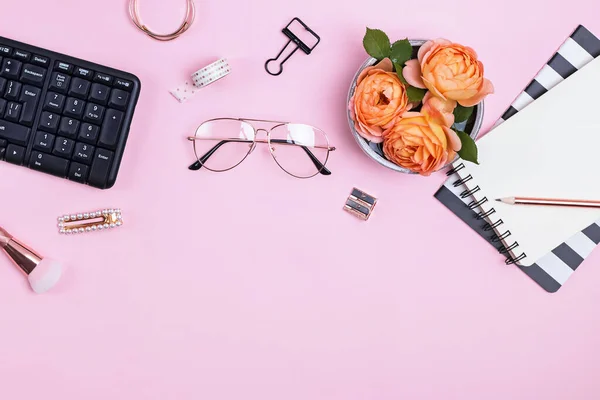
[57,209,123,234]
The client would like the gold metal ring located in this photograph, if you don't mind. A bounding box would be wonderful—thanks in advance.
[129,0,195,41]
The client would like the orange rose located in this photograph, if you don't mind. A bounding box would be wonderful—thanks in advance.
[382,112,461,176]
[421,91,456,127]
[349,58,409,143]
[403,39,494,107]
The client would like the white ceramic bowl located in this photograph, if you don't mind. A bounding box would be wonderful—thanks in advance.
[346,39,484,174]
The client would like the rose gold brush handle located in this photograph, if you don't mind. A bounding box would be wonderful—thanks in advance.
[0,226,42,275]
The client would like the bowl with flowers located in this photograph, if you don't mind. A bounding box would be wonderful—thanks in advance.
[347,28,494,175]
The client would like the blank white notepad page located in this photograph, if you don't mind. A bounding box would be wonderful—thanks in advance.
[461,56,600,266]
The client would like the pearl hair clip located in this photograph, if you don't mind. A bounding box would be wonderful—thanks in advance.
[57,209,123,235]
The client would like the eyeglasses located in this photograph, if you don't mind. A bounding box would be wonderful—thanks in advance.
[187,118,336,178]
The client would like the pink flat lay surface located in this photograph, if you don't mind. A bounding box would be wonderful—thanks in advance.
[1,0,600,398]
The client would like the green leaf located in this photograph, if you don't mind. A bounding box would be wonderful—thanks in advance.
[406,86,426,103]
[363,28,391,60]
[394,63,408,84]
[456,130,479,164]
[453,104,474,123]
[390,39,412,66]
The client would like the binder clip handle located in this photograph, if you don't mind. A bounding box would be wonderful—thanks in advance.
[265,17,320,76]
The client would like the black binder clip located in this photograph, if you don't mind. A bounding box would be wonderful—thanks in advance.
[265,17,320,76]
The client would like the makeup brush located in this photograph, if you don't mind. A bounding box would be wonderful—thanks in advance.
[0,227,63,293]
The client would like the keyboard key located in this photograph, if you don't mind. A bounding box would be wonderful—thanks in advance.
[0,77,5,93]
[74,67,94,79]
[0,99,6,115]
[39,111,59,133]
[20,64,46,86]
[63,97,85,118]
[31,55,49,67]
[94,72,113,85]
[13,49,30,61]
[1,59,22,79]
[68,162,88,183]
[48,72,70,93]
[0,119,30,145]
[19,85,41,126]
[4,80,21,100]
[52,136,75,157]
[0,46,12,55]
[0,139,6,147]
[5,144,25,165]
[84,103,104,123]
[29,151,69,177]
[114,78,133,91]
[73,142,94,165]
[58,117,79,139]
[108,89,128,110]
[69,77,90,99]
[33,131,55,152]
[43,91,65,113]
[89,83,110,105]
[0,147,5,160]
[4,102,21,122]
[79,122,99,144]
[55,61,73,74]
[88,148,113,188]
[98,109,123,149]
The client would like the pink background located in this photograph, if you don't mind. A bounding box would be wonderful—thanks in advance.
[1,0,600,398]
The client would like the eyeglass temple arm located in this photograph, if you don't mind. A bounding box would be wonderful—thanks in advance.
[188,139,331,175]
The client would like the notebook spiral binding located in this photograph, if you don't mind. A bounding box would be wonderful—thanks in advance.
[451,162,527,265]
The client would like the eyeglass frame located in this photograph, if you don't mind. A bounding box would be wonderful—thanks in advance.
[187,117,337,178]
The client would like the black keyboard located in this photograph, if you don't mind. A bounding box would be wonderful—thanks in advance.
[0,36,140,189]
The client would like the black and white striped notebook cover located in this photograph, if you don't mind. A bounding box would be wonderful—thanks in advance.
[434,25,600,293]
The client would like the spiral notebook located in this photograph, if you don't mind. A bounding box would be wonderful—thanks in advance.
[435,25,600,293]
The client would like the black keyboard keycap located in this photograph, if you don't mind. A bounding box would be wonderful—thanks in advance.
[0,138,6,147]
[63,97,85,118]
[84,103,104,123]
[39,111,59,133]
[74,67,94,79]
[69,77,90,99]
[33,131,55,152]
[43,91,65,113]
[89,83,110,105]
[0,77,5,93]
[29,151,69,177]
[88,148,113,188]
[0,46,12,55]
[0,119,30,145]
[94,73,113,85]
[13,49,30,61]
[48,72,70,93]
[68,162,88,183]
[0,99,6,115]
[108,89,128,110]
[79,122,99,144]
[4,102,21,122]
[52,136,75,157]
[4,80,21,100]
[73,142,94,165]
[1,59,22,79]
[114,78,133,91]
[58,117,79,138]
[5,144,25,165]
[31,55,49,67]
[20,64,46,86]
[55,61,73,74]
[98,109,123,149]
[19,85,41,126]
[0,147,5,160]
